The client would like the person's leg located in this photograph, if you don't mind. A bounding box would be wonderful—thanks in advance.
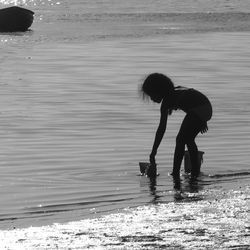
[172,133,185,177]
[186,139,199,177]
[172,115,190,177]
[186,115,204,178]
[173,113,202,178]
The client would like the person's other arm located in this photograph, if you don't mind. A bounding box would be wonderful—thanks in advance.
[150,101,168,164]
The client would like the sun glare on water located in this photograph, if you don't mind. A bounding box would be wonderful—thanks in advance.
[0,0,60,6]
[0,0,27,5]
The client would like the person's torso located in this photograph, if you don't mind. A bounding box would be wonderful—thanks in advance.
[173,88,211,113]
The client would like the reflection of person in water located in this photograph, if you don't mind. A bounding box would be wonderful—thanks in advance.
[141,73,212,180]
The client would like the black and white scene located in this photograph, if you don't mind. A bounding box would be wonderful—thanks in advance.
[0,0,249,249]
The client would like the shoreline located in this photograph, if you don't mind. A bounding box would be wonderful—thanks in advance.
[1,171,249,231]
[0,184,249,250]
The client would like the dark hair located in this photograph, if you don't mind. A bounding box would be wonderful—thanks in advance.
[141,73,175,100]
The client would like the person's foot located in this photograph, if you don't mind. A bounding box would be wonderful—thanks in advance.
[190,173,199,182]
[191,169,200,181]
[171,170,180,179]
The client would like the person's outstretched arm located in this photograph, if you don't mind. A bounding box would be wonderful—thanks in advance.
[150,101,168,164]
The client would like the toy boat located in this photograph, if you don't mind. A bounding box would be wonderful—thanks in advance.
[0,6,34,32]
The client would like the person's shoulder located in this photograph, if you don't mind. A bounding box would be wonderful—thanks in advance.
[180,87,201,96]
[175,87,190,99]
[187,88,207,97]
[175,86,190,96]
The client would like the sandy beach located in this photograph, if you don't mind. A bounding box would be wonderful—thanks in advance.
[0,185,249,249]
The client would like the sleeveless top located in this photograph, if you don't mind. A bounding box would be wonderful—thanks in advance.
[167,88,212,122]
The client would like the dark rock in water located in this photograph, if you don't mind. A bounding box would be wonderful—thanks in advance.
[0,6,34,32]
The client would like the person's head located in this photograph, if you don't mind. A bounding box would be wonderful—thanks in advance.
[141,73,175,103]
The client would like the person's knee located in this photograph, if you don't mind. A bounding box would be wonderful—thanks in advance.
[186,139,196,149]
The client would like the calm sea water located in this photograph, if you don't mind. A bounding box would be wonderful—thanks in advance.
[0,0,250,239]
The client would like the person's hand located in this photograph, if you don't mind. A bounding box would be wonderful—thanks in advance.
[201,124,208,134]
[149,153,156,166]
[148,153,157,178]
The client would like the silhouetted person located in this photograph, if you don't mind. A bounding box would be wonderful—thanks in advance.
[141,73,212,180]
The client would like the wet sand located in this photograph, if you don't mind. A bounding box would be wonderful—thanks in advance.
[0,185,249,249]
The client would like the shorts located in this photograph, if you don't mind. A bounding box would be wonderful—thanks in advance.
[190,104,213,122]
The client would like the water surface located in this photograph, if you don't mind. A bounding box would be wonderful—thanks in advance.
[0,0,249,232]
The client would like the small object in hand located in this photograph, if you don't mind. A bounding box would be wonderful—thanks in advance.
[139,162,151,175]
[139,162,158,178]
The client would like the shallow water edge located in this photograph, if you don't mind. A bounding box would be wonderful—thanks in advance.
[0,184,249,250]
